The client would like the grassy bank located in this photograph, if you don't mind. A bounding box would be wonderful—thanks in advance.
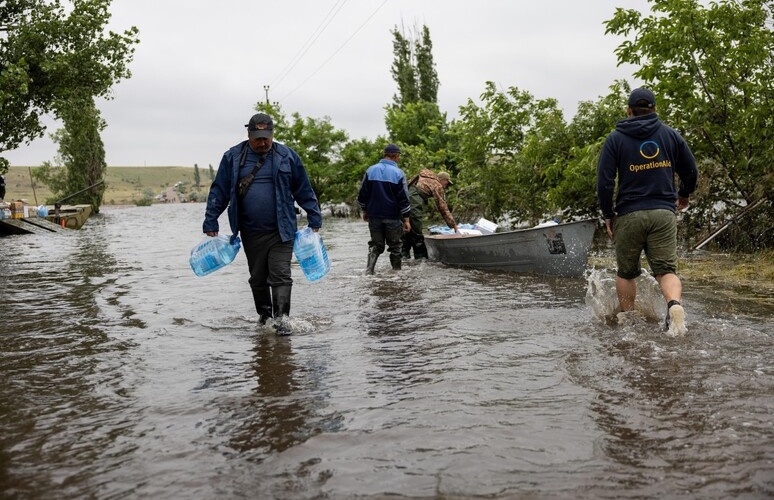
[4,166,209,205]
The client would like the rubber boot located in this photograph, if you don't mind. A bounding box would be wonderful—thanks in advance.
[366,251,379,275]
[271,285,292,335]
[390,253,402,270]
[251,286,273,325]
[401,240,411,259]
[414,242,428,259]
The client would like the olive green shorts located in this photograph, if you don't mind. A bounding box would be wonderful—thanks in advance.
[613,209,678,279]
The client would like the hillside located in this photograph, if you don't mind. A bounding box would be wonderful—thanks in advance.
[4,166,212,205]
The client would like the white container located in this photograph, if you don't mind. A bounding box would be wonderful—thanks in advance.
[475,217,498,234]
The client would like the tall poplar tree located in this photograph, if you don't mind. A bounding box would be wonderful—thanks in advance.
[389,23,439,108]
[385,22,448,164]
[416,25,439,104]
[390,27,418,108]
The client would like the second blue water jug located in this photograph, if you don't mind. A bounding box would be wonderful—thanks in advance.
[190,234,241,277]
[293,227,331,281]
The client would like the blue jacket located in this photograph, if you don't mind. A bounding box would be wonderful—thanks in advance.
[597,113,698,218]
[203,141,322,242]
[357,159,411,220]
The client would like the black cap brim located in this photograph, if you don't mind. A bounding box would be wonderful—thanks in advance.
[248,129,273,139]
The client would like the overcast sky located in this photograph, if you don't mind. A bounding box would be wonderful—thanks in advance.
[5,0,652,167]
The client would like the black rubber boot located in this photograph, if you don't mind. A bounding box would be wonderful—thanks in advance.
[390,253,402,270]
[257,307,272,326]
[414,242,428,259]
[271,285,292,335]
[401,239,412,259]
[251,286,273,325]
[366,252,379,275]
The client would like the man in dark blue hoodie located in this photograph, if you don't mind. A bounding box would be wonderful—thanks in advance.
[597,88,698,335]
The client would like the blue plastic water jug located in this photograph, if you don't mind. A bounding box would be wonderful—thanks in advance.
[190,234,241,277]
[293,227,331,281]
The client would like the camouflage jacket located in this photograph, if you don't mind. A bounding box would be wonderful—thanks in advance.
[408,169,457,228]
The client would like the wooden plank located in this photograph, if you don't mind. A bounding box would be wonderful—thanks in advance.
[21,217,67,232]
[0,218,54,235]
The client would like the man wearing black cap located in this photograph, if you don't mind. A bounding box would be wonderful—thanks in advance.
[203,112,322,334]
[597,87,699,335]
[357,144,411,274]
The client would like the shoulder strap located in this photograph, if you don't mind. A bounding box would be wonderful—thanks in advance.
[239,143,269,175]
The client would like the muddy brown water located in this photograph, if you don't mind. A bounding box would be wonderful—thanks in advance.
[1,203,772,499]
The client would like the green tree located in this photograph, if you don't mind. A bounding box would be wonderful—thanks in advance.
[136,186,154,206]
[33,97,107,210]
[415,25,439,104]
[545,80,631,220]
[384,22,454,186]
[334,137,381,208]
[255,101,348,205]
[451,82,539,222]
[390,26,418,108]
[208,164,215,182]
[515,97,570,223]
[384,100,448,147]
[0,0,139,174]
[193,163,200,189]
[605,0,774,248]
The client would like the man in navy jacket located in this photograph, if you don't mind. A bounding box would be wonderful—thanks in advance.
[203,113,322,334]
[357,144,411,274]
[597,88,698,335]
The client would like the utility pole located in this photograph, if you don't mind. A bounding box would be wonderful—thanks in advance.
[263,85,270,105]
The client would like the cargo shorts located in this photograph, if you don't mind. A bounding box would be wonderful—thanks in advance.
[613,209,678,279]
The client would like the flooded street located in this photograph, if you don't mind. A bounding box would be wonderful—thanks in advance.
[1,203,772,499]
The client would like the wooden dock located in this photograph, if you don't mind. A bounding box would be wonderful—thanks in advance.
[0,217,68,236]
[0,204,92,236]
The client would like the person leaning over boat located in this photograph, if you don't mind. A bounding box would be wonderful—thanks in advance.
[357,144,411,274]
[402,169,459,259]
[596,87,698,335]
[202,113,322,335]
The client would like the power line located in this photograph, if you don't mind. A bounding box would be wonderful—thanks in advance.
[278,0,390,102]
[270,0,349,90]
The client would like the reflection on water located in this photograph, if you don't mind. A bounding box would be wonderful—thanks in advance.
[1,203,772,499]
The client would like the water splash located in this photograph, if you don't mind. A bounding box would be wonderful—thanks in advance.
[585,267,668,324]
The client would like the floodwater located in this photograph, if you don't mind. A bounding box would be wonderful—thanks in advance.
[1,203,772,499]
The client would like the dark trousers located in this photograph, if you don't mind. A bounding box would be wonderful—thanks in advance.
[240,229,293,318]
[367,217,404,259]
[402,187,428,258]
[402,215,428,259]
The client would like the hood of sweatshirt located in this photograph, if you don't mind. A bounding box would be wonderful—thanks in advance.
[615,113,662,140]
